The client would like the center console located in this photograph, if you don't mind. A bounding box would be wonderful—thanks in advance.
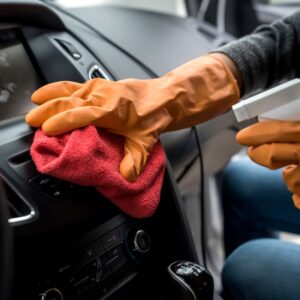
[30,215,141,300]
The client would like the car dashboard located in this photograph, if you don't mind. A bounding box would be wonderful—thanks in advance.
[0,1,231,299]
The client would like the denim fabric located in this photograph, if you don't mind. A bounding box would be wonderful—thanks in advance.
[222,156,300,256]
[223,239,300,300]
[221,156,300,299]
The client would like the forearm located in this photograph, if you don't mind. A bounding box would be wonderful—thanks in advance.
[214,11,300,96]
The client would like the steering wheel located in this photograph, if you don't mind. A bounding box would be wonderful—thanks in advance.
[0,178,13,300]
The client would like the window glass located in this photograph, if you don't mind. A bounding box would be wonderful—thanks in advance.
[54,0,187,16]
[256,0,300,3]
[269,0,300,3]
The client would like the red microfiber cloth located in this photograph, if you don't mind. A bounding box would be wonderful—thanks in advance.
[30,125,166,218]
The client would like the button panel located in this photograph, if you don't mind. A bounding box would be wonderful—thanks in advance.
[40,224,131,300]
[65,242,128,298]
[29,174,77,202]
[102,228,121,249]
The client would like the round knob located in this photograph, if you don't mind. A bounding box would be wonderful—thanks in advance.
[40,288,64,300]
[132,230,151,254]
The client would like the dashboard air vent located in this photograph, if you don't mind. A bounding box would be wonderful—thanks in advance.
[88,64,111,80]
[0,176,35,225]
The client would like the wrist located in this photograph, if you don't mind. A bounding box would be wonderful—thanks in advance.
[210,53,244,95]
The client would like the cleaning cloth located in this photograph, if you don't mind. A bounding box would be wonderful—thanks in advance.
[30,125,166,218]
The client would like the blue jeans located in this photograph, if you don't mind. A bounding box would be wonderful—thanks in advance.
[221,156,300,300]
[222,239,300,300]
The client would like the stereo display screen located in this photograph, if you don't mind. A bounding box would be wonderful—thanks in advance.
[0,29,42,122]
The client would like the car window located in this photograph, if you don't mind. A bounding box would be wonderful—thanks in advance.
[270,0,300,2]
[259,0,300,3]
[54,0,187,16]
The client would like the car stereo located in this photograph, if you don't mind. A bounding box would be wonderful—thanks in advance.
[34,218,138,300]
[0,28,41,122]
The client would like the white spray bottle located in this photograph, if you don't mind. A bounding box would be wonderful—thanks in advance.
[232,79,300,122]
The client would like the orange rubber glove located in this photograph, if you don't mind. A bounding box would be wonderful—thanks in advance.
[237,121,300,208]
[26,54,240,181]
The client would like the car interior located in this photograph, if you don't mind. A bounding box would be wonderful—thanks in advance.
[0,0,300,300]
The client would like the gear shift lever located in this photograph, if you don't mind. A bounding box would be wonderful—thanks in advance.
[167,261,214,300]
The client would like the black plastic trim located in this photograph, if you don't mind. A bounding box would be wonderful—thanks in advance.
[0,1,65,30]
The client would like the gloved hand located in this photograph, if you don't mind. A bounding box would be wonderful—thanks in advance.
[26,54,240,181]
[237,121,300,208]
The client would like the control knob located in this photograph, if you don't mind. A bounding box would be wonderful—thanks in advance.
[127,229,151,260]
[133,230,151,254]
[40,288,64,300]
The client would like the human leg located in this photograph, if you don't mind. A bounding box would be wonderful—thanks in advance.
[222,239,300,300]
[222,155,300,256]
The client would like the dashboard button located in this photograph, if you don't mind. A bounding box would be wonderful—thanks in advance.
[103,243,124,265]
[30,175,75,202]
[102,229,120,249]
[55,39,82,60]
[33,175,52,187]
[50,188,64,201]
[88,238,105,256]
[109,254,127,272]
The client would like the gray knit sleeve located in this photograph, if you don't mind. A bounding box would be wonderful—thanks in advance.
[214,11,300,96]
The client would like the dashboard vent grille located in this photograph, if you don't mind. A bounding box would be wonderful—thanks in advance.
[5,182,28,218]
[0,177,35,225]
[88,65,111,80]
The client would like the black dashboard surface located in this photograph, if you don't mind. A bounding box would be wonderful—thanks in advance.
[68,6,213,76]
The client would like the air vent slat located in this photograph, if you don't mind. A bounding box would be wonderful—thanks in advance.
[91,69,103,79]
[0,177,35,224]
[8,202,22,218]
[4,181,30,218]
[9,150,31,166]
[88,65,111,80]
